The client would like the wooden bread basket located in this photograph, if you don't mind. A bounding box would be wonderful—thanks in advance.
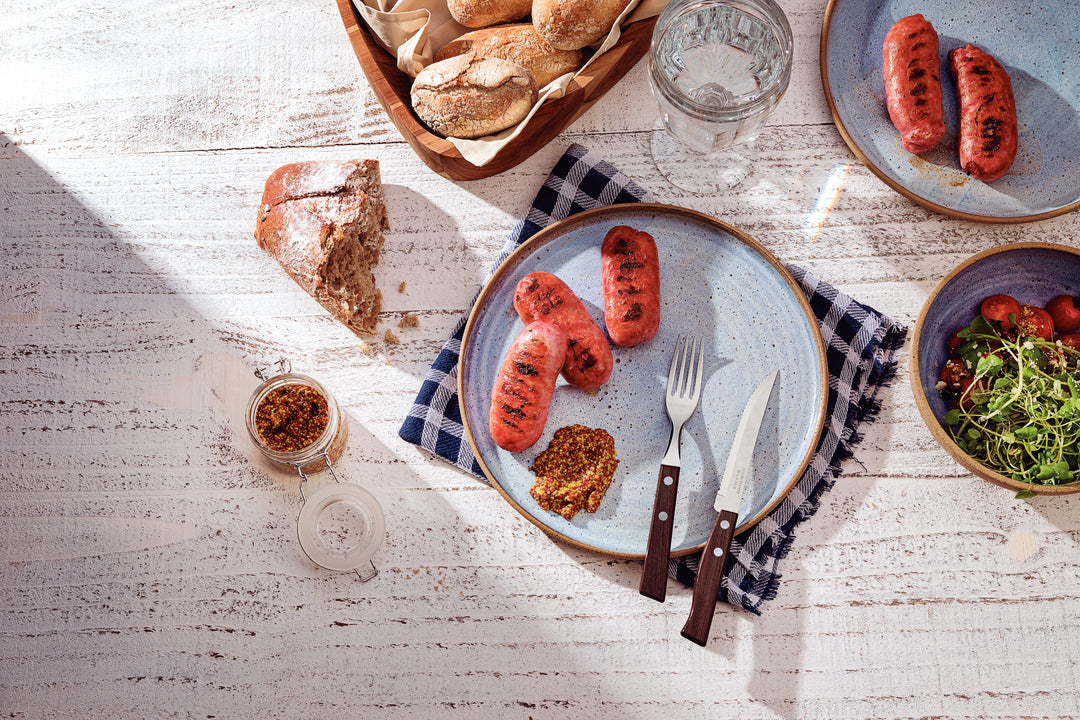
[335,0,657,180]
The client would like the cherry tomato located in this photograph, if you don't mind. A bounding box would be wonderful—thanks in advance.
[980,294,1021,330]
[939,357,970,389]
[1046,294,1080,333]
[947,328,966,355]
[957,376,988,410]
[1015,304,1055,341]
[1059,333,1080,350]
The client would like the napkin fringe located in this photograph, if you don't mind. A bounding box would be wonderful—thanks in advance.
[740,483,836,607]
[736,322,908,613]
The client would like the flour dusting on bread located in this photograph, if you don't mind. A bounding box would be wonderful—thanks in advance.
[255,160,389,336]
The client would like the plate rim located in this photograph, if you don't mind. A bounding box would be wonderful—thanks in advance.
[456,203,830,558]
[819,0,1080,224]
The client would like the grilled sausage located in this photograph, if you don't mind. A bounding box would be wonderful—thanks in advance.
[489,321,569,452]
[601,225,660,348]
[513,271,613,391]
[948,44,1018,182]
[882,14,946,154]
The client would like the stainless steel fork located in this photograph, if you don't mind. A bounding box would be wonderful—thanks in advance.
[640,335,705,602]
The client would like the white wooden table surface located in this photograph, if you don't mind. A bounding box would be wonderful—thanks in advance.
[4,0,1080,717]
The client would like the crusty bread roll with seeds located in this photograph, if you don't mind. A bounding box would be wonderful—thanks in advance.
[411,54,538,139]
[435,24,582,88]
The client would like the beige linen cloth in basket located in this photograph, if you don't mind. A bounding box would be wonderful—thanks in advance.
[352,0,669,167]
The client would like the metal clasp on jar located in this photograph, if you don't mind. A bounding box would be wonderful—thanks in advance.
[295,454,380,583]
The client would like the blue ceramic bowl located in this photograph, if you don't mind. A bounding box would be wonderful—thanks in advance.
[911,242,1080,494]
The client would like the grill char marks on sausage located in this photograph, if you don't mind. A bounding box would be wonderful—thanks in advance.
[883,15,946,154]
[601,225,660,348]
[488,321,569,452]
[948,44,1018,182]
[513,271,613,390]
[512,358,539,377]
[519,276,565,318]
[496,349,544,427]
[980,114,1004,154]
[613,249,646,323]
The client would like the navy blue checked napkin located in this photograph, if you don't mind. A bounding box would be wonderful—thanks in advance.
[399,143,907,614]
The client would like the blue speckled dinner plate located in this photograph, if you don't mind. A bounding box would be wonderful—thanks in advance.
[821,0,1080,222]
[458,204,828,558]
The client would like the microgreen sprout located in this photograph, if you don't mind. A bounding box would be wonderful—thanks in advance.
[941,314,1080,499]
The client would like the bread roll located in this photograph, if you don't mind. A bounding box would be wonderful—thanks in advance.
[435,23,582,88]
[447,0,531,28]
[411,54,538,139]
[533,0,633,50]
[255,160,389,336]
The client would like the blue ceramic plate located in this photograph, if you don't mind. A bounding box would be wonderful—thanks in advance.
[458,204,828,557]
[911,242,1080,494]
[821,0,1080,222]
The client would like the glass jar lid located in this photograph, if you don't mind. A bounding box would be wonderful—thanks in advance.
[296,482,385,578]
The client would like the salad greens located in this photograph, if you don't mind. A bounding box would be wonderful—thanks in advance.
[942,314,1080,498]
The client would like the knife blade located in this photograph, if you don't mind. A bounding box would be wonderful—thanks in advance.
[681,369,779,646]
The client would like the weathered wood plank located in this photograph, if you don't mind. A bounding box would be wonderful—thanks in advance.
[4,0,1080,716]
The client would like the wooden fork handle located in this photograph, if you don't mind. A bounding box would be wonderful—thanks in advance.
[639,463,680,602]
[681,508,738,646]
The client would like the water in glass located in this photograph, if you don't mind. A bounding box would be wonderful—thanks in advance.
[648,0,792,192]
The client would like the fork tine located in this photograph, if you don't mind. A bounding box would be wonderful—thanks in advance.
[673,338,691,397]
[666,335,682,395]
[685,338,696,398]
[675,336,690,397]
[673,336,701,399]
[690,337,704,400]
[667,336,706,400]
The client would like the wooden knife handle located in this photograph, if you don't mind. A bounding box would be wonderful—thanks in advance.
[639,463,680,602]
[681,508,738,646]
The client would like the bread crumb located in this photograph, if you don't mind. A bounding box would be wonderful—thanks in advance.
[398,313,419,329]
[384,328,400,344]
[398,281,407,293]
[357,340,373,355]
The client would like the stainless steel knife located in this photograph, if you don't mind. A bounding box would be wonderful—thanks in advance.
[681,369,779,646]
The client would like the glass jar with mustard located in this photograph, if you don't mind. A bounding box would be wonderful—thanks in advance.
[245,359,383,581]
[246,370,348,475]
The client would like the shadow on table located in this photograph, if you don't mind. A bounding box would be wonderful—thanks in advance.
[0,135,457,712]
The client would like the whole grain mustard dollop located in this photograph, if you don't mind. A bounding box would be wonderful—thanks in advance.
[529,424,619,521]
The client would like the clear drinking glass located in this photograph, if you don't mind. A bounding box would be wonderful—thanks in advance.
[648,0,794,193]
